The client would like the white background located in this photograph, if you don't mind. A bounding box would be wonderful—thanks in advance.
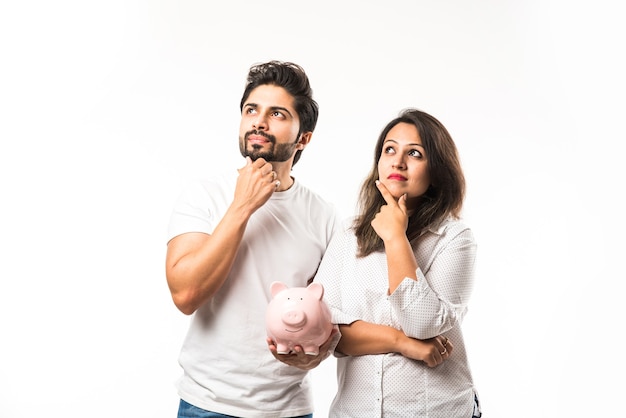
[1,1,624,417]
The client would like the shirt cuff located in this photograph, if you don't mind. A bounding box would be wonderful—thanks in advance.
[388,267,431,310]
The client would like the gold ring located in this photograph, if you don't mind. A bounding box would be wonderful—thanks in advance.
[440,347,447,355]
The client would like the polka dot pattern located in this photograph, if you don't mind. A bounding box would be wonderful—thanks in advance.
[315,218,480,417]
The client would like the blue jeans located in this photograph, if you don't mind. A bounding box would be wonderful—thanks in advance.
[177,399,313,418]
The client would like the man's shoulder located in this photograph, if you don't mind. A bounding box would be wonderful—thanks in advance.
[295,182,336,212]
[183,174,236,196]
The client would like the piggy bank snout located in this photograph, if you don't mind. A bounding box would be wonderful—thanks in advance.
[281,309,307,327]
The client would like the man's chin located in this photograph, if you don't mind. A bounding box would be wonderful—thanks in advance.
[242,147,292,163]
[246,151,268,161]
[241,151,269,162]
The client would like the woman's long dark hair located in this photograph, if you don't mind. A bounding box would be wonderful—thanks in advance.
[353,108,466,257]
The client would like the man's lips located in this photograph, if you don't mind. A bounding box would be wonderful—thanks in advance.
[246,130,274,144]
[387,174,407,181]
[248,135,271,145]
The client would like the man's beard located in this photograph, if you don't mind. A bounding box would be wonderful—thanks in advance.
[239,130,298,162]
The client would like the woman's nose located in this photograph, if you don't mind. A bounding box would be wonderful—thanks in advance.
[392,158,406,169]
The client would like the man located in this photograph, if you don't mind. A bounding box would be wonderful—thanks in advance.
[166,61,339,418]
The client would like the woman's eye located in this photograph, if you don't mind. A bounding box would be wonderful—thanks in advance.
[384,146,395,154]
[409,149,422,158]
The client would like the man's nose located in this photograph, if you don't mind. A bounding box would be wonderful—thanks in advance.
[252,113,268,130]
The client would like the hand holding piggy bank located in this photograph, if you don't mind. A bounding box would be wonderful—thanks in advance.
[266,281,333,356]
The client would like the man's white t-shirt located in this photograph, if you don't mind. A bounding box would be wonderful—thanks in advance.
[167,172,339,417]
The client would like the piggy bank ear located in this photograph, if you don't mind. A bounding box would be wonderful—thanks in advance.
[307,282,324,300]
[270,281,288,297]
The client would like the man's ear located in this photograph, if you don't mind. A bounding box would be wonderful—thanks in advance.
[297,131,312,150]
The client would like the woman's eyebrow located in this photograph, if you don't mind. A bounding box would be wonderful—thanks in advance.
[383,139,424,148]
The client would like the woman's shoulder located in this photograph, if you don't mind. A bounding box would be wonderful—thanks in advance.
[431,217,474,238]
[328,216,358,243]
[342,216,357,229]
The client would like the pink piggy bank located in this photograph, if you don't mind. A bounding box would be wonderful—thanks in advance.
[266,281,333,356]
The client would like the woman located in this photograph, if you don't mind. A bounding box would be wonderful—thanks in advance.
[315,109,481,417]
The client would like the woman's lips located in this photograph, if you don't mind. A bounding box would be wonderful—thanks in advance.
[387,174,407,181]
